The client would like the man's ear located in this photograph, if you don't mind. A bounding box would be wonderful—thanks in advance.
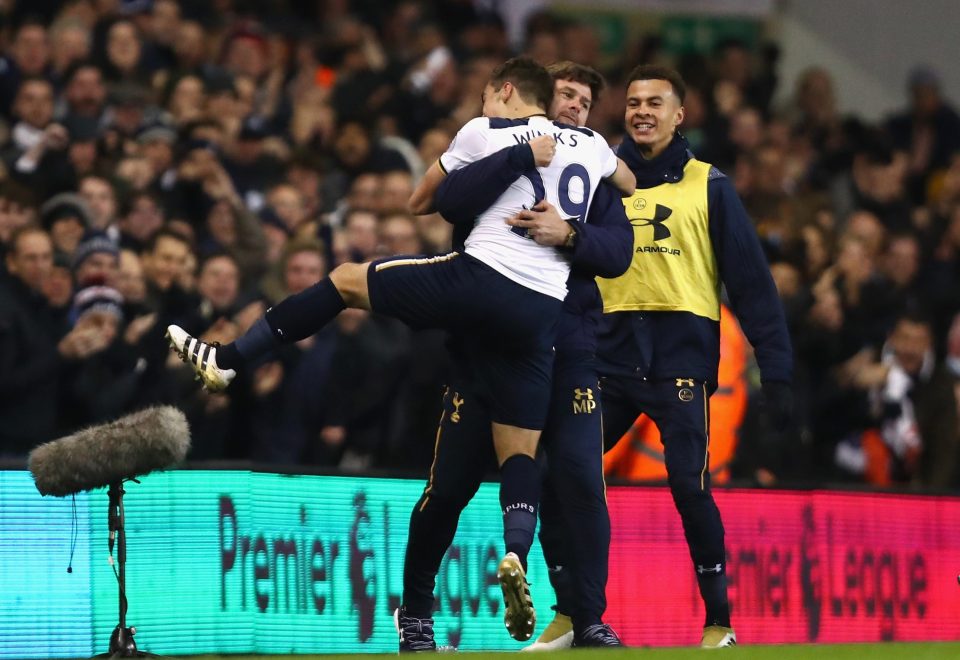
[501,81,514,103]
[675,105,685,128]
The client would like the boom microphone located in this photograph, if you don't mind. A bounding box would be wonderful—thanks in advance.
[28,406,191,497]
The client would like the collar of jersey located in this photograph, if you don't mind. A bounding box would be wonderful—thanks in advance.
[618,132,691,187]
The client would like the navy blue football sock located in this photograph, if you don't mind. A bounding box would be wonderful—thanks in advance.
[214,341,243,370]
[218,278,346,369]
[499,454,540,570]
[218,317,275,369]
[697,569,731,628]
[265,277,346,343]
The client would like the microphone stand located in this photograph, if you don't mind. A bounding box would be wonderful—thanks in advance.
[94,480,162,659]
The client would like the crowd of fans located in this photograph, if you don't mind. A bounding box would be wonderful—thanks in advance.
[0,0,957,490]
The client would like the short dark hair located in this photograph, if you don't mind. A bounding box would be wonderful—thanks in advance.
[62,59,102,86]
[120,188,163,218]
[626,64,687,104]
[489,57,554,111]
[546,61,606,102]
[199,250,239,273]
[143,225,191,255]
[0,179,38,210]
[896,307,934,331]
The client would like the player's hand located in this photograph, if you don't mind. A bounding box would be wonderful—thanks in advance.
[253,361,284,396]
[201,316,239,346]
[505,200,572,247]
[124,313,157,346]
[761,380,794,432]
[321,425,346,448]
[233,300,267,334]
[528,135,556,167]
[42,124,69,150]
[203,160,242,207]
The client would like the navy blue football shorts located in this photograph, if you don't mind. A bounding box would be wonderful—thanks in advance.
[367,251,562,429]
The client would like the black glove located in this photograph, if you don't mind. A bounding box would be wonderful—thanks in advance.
[761,380,794,432]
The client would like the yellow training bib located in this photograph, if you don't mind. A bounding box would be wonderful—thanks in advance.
[597,158,720,321]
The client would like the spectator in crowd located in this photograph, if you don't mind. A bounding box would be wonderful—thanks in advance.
[242,239,341,465]
[42,251,74,317]
[835,312,959,488]
[118,190,165,251]
[72,230,119,289]
[48,18,92,82]
[886,66,960,205]
[0,181,37,259]
[4,78,55,163]
[317,306,412,471]
[40,192,94,257]
[882,232,924,314]
[57,281,148,432]
[139,225,194,317]
[379,213,423,257]
[101,19,151,86]
[831,129,912,232]
[59,60,107,124]
[116,247,147,316]
[78,174,119,233]
[264,182,309,235]
[325,119,409,202]
[162,73,206,127]
[0,226,110,456]
[339,208,380,264]
[0,20,50,116]
[379,170,416,215]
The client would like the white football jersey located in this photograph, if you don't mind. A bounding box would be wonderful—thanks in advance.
[439,115,619,300]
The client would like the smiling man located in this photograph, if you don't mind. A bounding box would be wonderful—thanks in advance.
[593,64,795,648]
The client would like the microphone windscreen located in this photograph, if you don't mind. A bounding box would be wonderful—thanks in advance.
[29,406,191,496]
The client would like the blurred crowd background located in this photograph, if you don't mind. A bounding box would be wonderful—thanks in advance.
[0,0,958,491]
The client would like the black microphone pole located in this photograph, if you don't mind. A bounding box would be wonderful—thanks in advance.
[96,480,161,659]
[108,484,119,556]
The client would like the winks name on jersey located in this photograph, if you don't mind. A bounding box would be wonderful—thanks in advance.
[512,129,583,148]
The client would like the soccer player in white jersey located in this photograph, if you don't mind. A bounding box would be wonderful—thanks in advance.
[411,87,633,302]
[165,57,634,643]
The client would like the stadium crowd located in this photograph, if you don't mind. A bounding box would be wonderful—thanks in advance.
[0,0,957,491]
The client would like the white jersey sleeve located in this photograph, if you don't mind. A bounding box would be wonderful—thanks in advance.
[439,117,489,174]
[596,136,619,179]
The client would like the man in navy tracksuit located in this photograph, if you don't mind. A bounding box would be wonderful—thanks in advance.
[395,62,632,650]
[527,64,794,648]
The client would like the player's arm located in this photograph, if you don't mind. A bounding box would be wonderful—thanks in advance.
[594,135,636,196]
[569,181,633,278]
[607,158,636,196]
[409,161,445,215]
[434,135,556,225]
[707,170,793,384]
[408,117,492,216]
